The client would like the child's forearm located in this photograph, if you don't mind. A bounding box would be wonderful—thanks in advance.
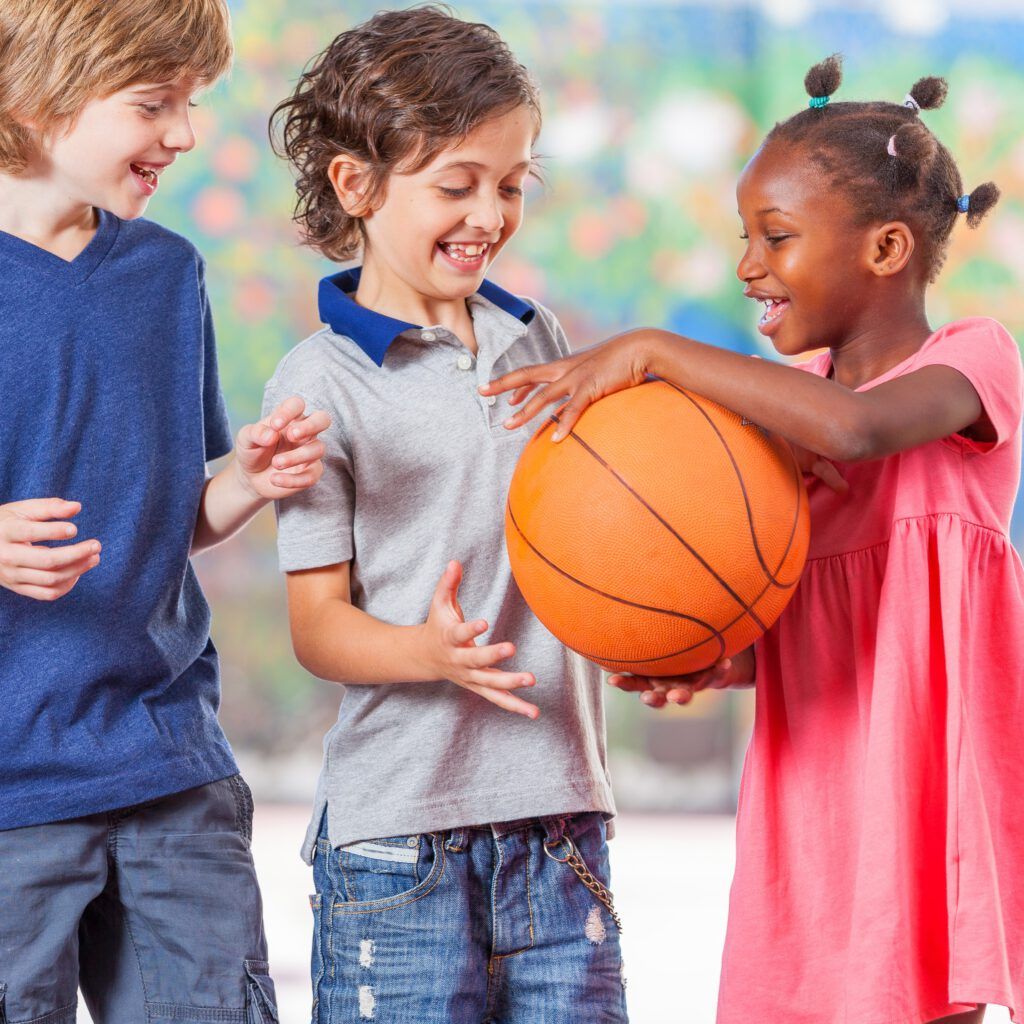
[636,330,873,461]
[191,461,268,555]
[290,596,436,685]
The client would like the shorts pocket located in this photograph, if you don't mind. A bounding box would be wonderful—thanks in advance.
[330,833,447,915]
[244,959,278,1024]
[335,834,423,903]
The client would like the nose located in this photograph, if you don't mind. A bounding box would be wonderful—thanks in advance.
[736,242,763,284]
[464,190,504,234]
[164,109,196,154]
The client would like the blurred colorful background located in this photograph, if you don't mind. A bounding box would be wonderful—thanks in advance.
[145,0,1024,811]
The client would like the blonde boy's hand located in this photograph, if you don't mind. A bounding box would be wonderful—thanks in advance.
[608,647,756,710]
[234,396,332,501]
[0,499,101,601]
[422,560,539,720]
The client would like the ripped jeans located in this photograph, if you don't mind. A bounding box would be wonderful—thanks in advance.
[0,776,277,1024]
[310,811,628,1023]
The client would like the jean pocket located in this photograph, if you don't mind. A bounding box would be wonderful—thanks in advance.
[244,959,278,1024]
[331,833,446,914]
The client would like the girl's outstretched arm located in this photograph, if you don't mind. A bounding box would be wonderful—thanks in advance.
[481,329,986,462]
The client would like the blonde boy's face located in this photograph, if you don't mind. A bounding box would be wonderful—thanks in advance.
[39,79,200,220]
[360,105,535,306]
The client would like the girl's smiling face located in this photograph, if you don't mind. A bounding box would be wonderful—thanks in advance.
[735,141,876,357]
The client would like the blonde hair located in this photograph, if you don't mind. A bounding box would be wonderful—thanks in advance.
[0,0,233,173]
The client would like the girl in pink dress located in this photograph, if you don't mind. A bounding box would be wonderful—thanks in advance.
[482,55,1024,1024]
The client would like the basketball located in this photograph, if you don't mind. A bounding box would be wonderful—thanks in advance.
[505,380,810,676]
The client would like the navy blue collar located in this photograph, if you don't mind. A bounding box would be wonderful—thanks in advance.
[318,267,535,366]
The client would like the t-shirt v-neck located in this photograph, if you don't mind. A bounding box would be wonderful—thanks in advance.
[0,207,120,285]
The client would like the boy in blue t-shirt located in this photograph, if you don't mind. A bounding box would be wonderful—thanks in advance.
[0,3,328,1022]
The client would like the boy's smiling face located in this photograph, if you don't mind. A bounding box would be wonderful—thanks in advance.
[38,78,200,220]
[347,104,535,318]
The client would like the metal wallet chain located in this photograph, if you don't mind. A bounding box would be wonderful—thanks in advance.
[543,833,623,933]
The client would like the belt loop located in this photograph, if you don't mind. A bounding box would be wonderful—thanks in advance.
[541,814,568,848]
[445,827,467,853]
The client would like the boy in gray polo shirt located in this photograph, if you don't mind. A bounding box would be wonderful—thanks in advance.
[266,9,625,1023]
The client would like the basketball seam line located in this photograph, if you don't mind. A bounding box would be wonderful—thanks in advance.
[557,415,770,633]
[661,382,804,588]
[506,501,727,665]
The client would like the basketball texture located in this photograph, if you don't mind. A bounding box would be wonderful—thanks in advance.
[505,380,810,676]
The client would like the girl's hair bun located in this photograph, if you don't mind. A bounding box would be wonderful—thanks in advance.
[889,121,937,167]
[965,182,1000,228]
[804,54,843,100]
[908,76,948,111]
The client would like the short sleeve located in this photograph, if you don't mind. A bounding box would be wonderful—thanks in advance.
[262,375,356,572]
[198,259,233,461]
[912,318,1024,452]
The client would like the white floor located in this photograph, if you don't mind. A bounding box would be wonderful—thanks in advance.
[78,806,1011,1024]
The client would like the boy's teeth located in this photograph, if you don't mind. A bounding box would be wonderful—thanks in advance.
[442,242,488,261]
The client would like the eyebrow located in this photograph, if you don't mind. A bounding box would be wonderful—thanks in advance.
[756,206,790,216]
[433,160,531,174]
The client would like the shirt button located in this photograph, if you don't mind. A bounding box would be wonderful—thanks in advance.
[421,330,437,342]
[486,395,496,406]
[457,354,473,371]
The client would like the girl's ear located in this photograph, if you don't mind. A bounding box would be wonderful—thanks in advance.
[327,154,375,218]
[865,221,916,277]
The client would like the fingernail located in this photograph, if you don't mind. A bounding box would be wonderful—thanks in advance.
[271,418,284,429]
[552,430,564,442]
[503,418,516,428]
[261,428,274,443]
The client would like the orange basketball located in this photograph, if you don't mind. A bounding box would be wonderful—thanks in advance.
[505,380,810,676]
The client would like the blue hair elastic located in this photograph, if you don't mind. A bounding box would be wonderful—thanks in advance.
[957,194,970,213]
[808,95,830,109]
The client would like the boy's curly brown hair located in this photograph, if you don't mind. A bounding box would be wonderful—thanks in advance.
[269,5,541,262]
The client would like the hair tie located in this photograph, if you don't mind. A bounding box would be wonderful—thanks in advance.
[957,194,970,213]
[903,93,921,112]
[887,134,898,157]
[808,95,830,109]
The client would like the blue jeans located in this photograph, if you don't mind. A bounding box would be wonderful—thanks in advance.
[0,776,277,1024]
[310,811,628,1023]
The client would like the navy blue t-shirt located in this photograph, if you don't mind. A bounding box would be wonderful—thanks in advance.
[0,211,238,829]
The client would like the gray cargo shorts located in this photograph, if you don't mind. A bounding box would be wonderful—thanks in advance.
[0,775,277,1024]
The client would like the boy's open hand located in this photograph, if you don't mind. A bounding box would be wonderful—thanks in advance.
[234,396,331,501]
[422,560,539,719]
[0,499,101,601]
[608,647,756,710]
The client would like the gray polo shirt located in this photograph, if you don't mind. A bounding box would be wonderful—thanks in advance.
[264,268,614,858]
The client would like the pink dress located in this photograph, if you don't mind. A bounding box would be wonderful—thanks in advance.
[717,318,1024,1024]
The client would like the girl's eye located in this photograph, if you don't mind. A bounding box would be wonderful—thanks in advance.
[138,103,164,117]
[501,185,524,197]
[188,101,198,109]
[765,234,790,245]
[739,232,750,240]
[440,187,471,198]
